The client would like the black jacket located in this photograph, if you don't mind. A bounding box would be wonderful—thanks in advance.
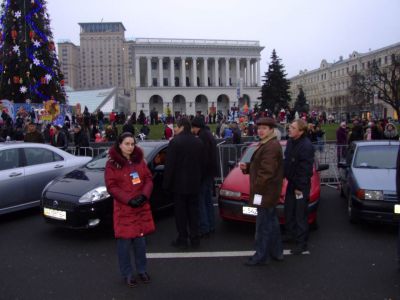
[51,131,68,150]
[163,132,204,195]
[284,135,314,192]
[198,127,218,178]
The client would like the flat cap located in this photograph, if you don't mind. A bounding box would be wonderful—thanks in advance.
[256,117,276,128]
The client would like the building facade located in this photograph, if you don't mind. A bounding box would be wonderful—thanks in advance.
[58,22,264,116]
[289,42,400,120]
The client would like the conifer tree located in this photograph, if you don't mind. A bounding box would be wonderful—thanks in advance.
[0,0,65,103]
[258,49,291,114]
[293,87,309,113]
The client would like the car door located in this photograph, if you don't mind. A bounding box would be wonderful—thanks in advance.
[0,147,25,211]
[22,147,66,203]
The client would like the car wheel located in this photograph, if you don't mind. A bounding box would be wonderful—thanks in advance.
[347,194,358,224]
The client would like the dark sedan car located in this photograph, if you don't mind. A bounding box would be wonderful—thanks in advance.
[41,141,171,228]
[338,140,399,224]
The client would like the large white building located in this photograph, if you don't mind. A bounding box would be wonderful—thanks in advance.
[289,41,400,120]
[58,22,264,116]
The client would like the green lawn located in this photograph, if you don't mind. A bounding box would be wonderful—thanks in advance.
[118,122,339,141]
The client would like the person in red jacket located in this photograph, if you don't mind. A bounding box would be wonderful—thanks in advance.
[105,132,154,287]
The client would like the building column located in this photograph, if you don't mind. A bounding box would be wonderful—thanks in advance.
[181,57,186,87]
[147,57,151,87]
[236,58,240,85]
[192,57,197,87]
[135,57,140,87]
[169,57,175,87]
[253,61,257,86]
[246,58,251,87]
[225,57,230,86]
[158,57,163,87]
[203,57,208,87]
[257,58,261,86]
[214,57,219,87]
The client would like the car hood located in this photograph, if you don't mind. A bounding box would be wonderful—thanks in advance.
[352,168,396,191]
[45,168,106,197]
[221,167,250,195]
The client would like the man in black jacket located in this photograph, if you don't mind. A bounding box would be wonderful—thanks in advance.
[191,116,218,237]
[51,125,68,150]
[283,119,314,255]
[163,118,205,249]
[73,125,90,156]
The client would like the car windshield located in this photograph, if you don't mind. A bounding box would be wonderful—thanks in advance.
[85,146,155,170]
[353,145,398,169]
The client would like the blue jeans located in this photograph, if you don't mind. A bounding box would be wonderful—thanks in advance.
[117,237,147,279]
[252,207,283,263]
[198,176,215,234]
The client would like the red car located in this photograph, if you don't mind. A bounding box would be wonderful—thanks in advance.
[218,141,328,226]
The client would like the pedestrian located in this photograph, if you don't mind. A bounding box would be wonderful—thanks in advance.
[51,125,68,150]
[104,132,154,287]
[384,122,399,140]
[283,119,314,255]
[163,117,205,249]
[24,122,44,143]
[73,124,90,156]
[336,121,347,163]
[240,117,284,266]
[191,116,218,238]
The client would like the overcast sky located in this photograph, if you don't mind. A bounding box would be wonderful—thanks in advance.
[47,0,400,78]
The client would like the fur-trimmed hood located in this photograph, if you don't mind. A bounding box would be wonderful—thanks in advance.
[108,145,144,168]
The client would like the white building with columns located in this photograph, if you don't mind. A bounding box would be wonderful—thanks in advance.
[57,22,264,116]
[129,38,264,116]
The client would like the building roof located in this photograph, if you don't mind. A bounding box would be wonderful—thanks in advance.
[79,22,126,33]
[66,87,117,113]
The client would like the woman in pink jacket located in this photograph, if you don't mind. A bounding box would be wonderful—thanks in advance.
[105,132,154,287]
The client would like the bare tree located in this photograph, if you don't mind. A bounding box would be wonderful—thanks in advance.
[349,52,400,118]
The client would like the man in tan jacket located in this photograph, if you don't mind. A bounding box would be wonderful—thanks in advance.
[240,117,284,266]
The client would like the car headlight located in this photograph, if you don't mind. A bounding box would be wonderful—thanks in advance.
[356,189,383,200]
[79,186,110,203]
[219,189,241,198]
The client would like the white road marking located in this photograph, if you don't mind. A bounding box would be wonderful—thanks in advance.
[147,249,309,259]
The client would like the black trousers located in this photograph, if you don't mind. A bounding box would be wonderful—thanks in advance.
[174,193,200,243]
[284,183,310,247]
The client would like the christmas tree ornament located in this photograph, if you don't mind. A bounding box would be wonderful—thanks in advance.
[13,76,19,83]
[20,86,27,93]
[14,11,21,18]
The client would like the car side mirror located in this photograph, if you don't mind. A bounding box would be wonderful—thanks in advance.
[337,161,349,168]
[154,165,165,172]
[316,163,329,172]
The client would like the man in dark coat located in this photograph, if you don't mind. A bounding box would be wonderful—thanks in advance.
[240,117,284,266]
[24,122,44,143]
[191,116,218,237]
[336,121,348,162]
[283,119,314,255]
[51,125,68,150]
[73,125,90,156]
[163,117,205,249]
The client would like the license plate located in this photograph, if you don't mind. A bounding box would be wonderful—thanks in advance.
[43,207,67,220]
[395,204,400,214]
[242,206,258,216]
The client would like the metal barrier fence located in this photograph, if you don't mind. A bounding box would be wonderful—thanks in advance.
[216,141,348,188]
[65,140,348,188]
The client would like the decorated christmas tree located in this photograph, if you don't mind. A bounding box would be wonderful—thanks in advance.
[0,0,66,104]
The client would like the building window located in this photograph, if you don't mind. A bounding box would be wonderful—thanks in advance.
[163,62,168,70]
[384,56,388,64]
[163,78,168,86]
[151,62,157,70]
[152,78,157,86]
